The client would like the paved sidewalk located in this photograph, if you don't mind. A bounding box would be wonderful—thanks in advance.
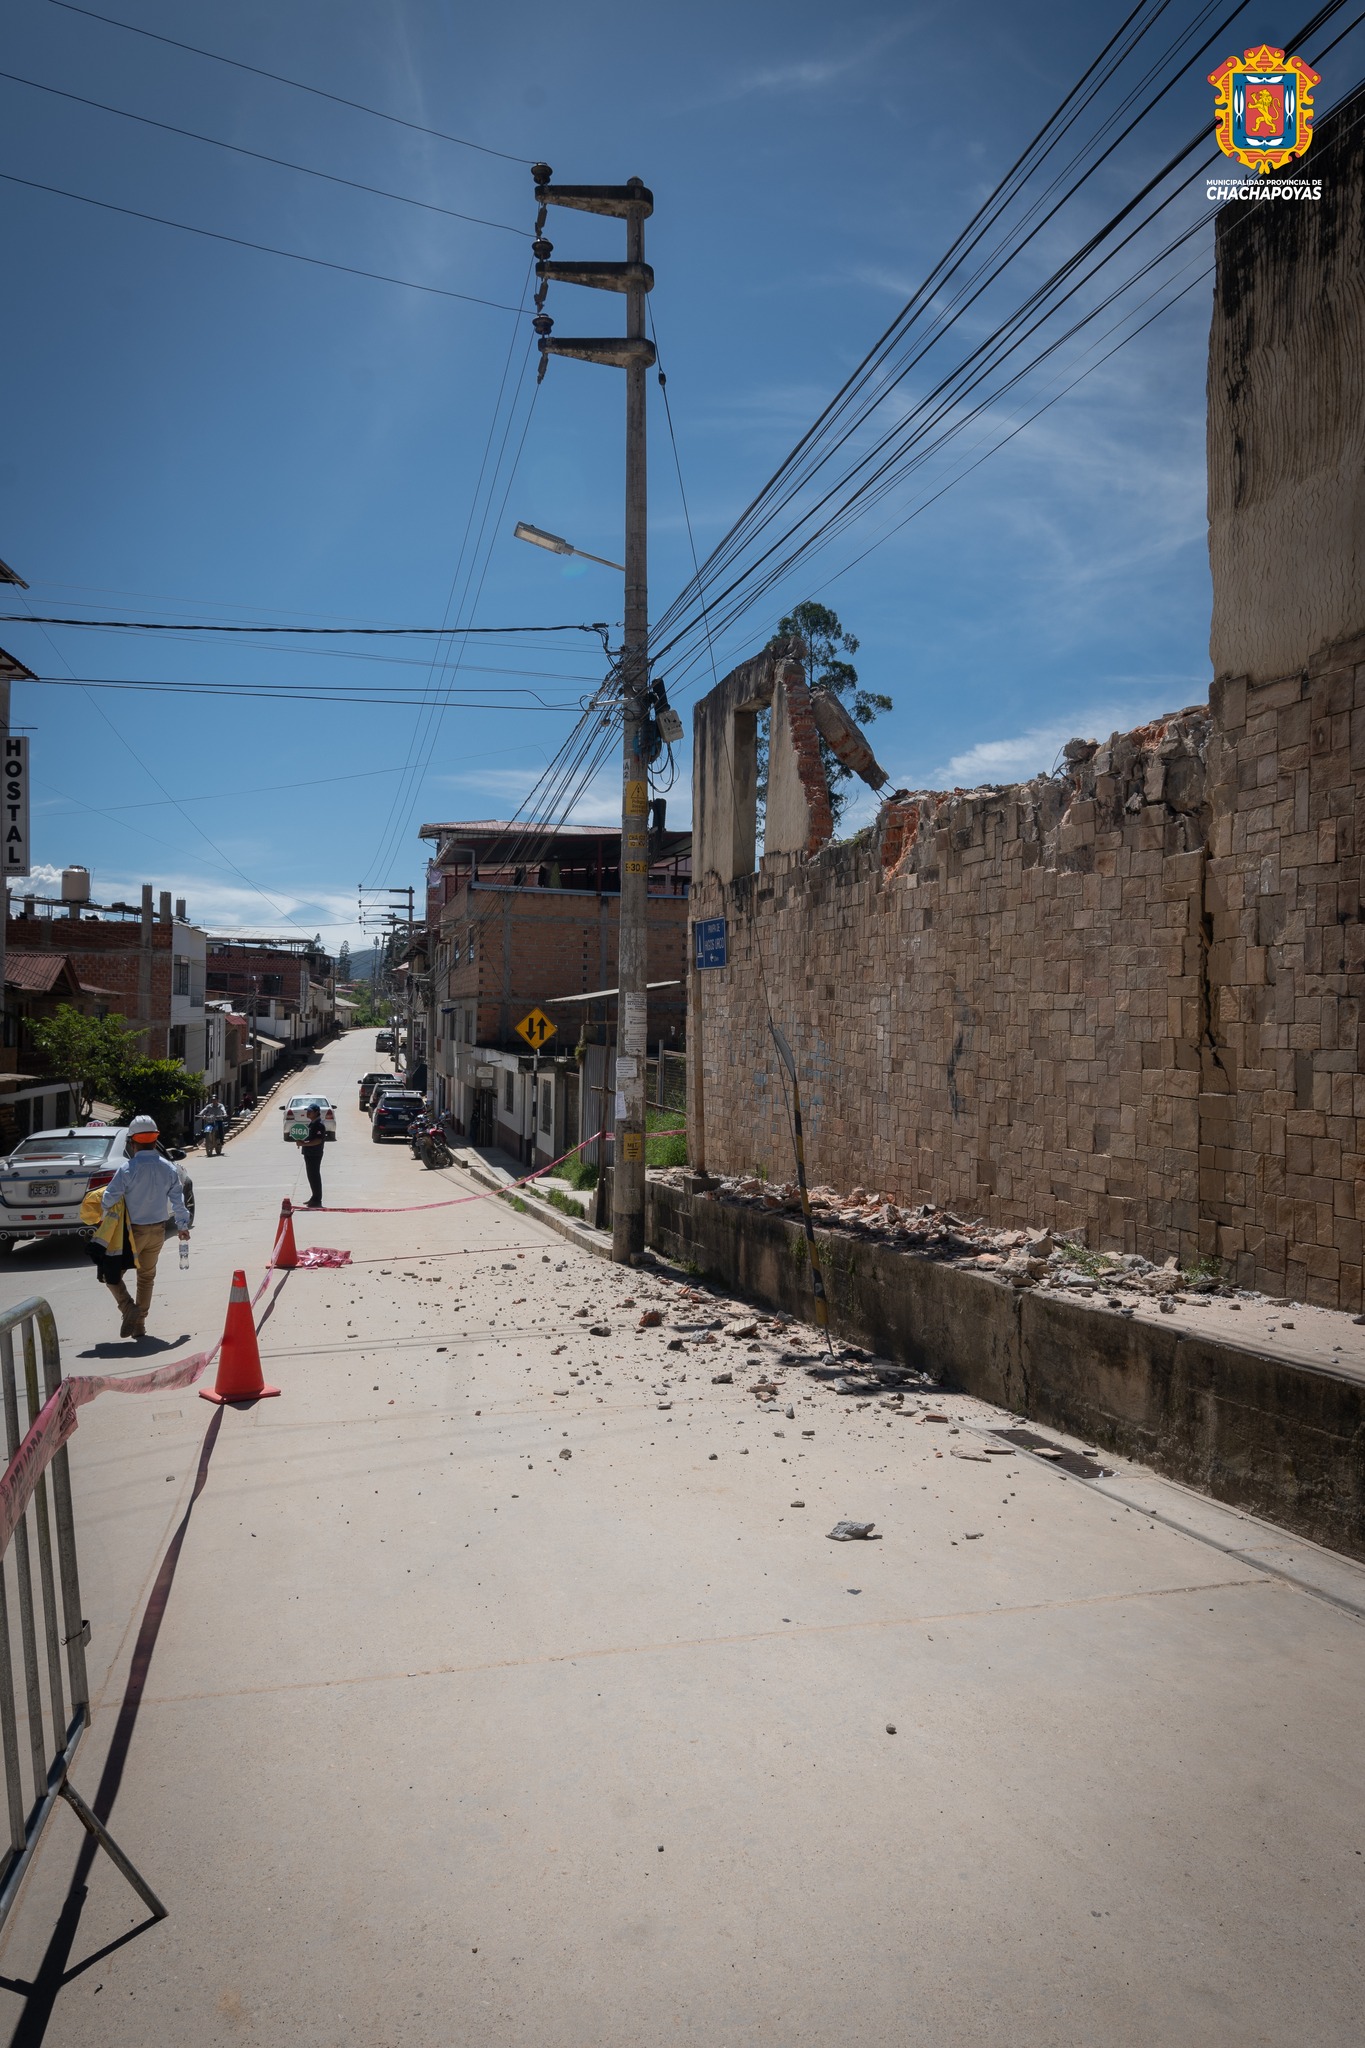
[1,1031,1362,2047]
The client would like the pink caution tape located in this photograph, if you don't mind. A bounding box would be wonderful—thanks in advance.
[311,1128,684,1214]
[0,1381,79,1558]
[0,1121,687,1538]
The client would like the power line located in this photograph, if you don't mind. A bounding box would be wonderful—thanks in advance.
[38,741,545,816]
[0,171,524,309]
[368,357,548,878]
[360,282,537,886]
[46,0,530,163]
[0,71,529,234]
[31,675,589,709]
[0,614,610,636]
[7,593,315,931]
[647,0,1358,679]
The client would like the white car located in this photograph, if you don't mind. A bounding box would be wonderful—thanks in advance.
[281,1094,337,1143]
[0,1125,196,1249]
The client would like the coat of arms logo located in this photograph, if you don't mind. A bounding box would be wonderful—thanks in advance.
[1209,46,1320,173]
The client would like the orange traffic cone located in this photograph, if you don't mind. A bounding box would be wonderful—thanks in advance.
[275,1198,298,1269]
[200,1270,281,1404]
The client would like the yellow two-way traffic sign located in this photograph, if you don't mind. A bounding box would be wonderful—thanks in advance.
[515,1007,557,1050]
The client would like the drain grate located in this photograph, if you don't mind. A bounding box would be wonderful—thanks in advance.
[991,1426,1113,1478]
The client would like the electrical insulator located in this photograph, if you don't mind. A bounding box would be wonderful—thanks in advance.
[532,313,554,335]
[532,238,554,260]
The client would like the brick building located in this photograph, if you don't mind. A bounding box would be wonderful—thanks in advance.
[0,952,116,1138]
[204,936,336,1086]
[420,820,689,1162]
[6,882,207,1072]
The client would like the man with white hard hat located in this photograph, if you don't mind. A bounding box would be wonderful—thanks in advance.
[99,1115,192,1339]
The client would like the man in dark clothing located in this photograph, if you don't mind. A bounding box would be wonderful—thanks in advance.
[297,1104,326,1207]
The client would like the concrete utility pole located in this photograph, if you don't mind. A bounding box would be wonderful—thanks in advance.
[532,164,655,1261]
[0,622,37,1072]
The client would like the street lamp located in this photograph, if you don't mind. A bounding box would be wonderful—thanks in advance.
[513,520,624,574]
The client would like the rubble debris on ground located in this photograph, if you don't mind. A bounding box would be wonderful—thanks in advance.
[650,1169,1289,1306]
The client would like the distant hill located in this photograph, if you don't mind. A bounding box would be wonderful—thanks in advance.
[340,945,383,982]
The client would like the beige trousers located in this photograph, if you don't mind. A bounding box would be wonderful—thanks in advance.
[106,1222,166,1323]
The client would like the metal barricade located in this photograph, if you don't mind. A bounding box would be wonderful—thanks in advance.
[0,1296,164,1931]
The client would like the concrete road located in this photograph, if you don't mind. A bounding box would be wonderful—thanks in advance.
[0,1029,1362,2047]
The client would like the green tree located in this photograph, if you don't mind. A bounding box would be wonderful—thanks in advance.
[773,600,893,829]
[107,1058,204,1130]
[28,1005,143,1118]
[336,940,351,981]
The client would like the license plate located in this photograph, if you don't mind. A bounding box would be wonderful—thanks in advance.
[27,1181,59,1199]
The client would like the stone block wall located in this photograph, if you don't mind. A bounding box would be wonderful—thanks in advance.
[690,669,1365,1305]
[690,708,1225,1274]
[1201,648,1365,1305]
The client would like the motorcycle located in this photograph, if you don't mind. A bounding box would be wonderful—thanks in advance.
[199,1114,228,1157]
[408,1113,452,1171]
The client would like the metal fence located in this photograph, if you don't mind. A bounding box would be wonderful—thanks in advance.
[0,1296,164,1932]
[651,1048,687,1114]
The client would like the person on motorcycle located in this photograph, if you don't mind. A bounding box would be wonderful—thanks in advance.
[199,1097,229,1156]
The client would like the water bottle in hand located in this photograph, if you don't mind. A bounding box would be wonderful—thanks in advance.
[179,1237,190,1271]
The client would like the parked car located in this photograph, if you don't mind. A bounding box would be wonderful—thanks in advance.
[375,1030,395,1052]
[358,1071,397,1111]
[0,1126,195,1249]
[371,1090,425,1142]
[280,1094,337,1143]
[368,1080,412,1117]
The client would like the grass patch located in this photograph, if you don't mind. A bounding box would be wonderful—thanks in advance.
[1183,1252,1223,1280]
[1057,1240,1114,1279]
[645,1105,687,1169]
[560,1153,600,1191]
[546,1188,586,1220]
[501,1192,529,1214]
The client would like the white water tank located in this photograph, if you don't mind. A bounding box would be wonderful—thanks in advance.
[61,866,91,904]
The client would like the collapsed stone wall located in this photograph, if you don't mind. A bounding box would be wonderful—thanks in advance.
[690,708,1222,1271]
[690,662,1365,1308]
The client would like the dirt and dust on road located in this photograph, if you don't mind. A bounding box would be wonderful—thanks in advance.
[1,1028,1363,2048]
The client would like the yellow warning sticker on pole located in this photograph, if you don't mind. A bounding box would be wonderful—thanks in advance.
[624,779,648,816]
[515,1007,556,1049]
[621,1131,644,1162]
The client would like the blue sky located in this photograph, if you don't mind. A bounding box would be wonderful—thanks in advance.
[3,1,1360,949]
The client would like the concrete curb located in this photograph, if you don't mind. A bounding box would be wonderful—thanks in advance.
[451,1149,614,1262]
[647,1181,1365,1561]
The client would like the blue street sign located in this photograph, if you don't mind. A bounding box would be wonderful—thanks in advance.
[694,917,727,970]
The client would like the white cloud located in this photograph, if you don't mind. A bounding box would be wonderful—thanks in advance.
[911,688,1207,791]
[25,864,366,944]
[710,20,916,104]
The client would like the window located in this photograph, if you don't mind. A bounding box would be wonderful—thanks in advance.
[466,927,475,964]
[540,1081,552,1134]
[465,1009,475,1044]
[503,1070,514,1112]
[173,957,190,996]
[168,1025,187,1061]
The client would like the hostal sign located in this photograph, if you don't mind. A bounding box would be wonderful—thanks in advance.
[4,737,29,879]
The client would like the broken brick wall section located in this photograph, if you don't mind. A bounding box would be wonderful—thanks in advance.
[691,666,1365,1308]
[691,707,1230,1283]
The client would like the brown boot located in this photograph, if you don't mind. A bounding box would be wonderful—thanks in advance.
[107,1282,137,1338]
